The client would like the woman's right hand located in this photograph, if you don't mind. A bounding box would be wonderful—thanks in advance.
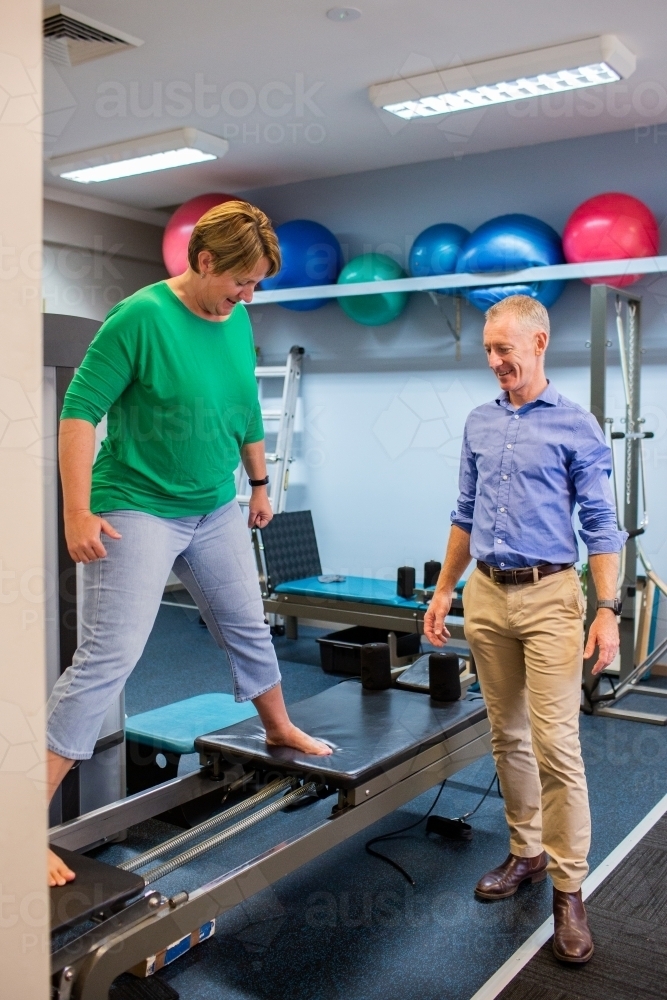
[64,510,122,563]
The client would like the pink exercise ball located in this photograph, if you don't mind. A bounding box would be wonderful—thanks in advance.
[162,193,236,276]
[562,192,659,287]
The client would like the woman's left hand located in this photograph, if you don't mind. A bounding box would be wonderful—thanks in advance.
[248,487,273,529]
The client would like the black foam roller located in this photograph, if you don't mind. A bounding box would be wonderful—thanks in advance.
[397,566,415,599]
[429,652,461,702]
[361,643,392,690]
[424,560,442,588]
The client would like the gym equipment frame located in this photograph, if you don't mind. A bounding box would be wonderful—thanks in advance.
[583,285,667,724]
[263,585,466,643]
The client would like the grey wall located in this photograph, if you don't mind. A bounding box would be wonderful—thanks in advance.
[240,127,667,580]
[43,199,167,320]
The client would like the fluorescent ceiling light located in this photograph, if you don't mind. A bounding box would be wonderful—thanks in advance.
[47,128,229,184]
[370,35,635,120]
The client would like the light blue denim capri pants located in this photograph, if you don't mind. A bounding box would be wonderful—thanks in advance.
[46,499,281,760]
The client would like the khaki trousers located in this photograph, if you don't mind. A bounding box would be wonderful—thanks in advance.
[463,567,590,892]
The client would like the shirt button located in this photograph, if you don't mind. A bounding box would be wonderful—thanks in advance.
[502,475,508,480]
[496,538,503,544]
[514,414,519,420]
[500,562,505,567]
[507,443,512,449]
[499,507,505,512]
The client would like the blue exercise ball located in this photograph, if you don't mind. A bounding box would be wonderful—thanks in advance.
[456,214,566,311]
[261,219,343,311]
[409,224,469,284]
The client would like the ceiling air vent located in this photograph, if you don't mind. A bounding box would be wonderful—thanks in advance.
[43,5,144,67]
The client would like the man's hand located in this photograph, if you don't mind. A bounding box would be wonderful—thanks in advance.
[585,609,620,675]
[248,487,273,529]
[65,510,121,563]
[424,590,453,646]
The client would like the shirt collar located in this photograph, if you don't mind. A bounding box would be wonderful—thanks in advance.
[496,380,559,412]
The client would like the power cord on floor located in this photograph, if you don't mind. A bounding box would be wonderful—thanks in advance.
[365,770,499,886]
[457,770,498,821]
[365,780,447,886]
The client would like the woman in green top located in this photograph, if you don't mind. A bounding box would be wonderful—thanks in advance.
[47,201,330,887]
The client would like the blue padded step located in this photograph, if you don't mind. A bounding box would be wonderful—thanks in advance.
[126,694,257,755]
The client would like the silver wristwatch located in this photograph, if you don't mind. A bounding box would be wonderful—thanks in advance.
[597,599,622,614]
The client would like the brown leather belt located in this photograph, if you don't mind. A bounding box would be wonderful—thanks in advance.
[477,560,574,586]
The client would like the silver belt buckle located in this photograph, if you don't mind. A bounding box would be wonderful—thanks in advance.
[489,565,497,583]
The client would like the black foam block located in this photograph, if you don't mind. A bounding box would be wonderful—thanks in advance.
[429,652,462,702]
[360,643,391,690]
[397,566,415,599]
[424,560,442,588]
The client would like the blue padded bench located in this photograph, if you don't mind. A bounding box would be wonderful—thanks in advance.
[125,693,257,794]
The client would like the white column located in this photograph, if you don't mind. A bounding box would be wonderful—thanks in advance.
[0,1,49,996]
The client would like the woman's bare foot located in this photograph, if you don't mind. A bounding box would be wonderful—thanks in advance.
[49,848,76,887]
[266,724,332,756]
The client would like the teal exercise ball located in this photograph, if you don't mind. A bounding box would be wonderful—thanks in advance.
[337,254,409,325]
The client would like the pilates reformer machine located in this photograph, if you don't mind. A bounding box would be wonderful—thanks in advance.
[253,510,468,657]
[49,681,490,999]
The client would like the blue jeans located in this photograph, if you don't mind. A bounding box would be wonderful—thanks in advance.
[46,500,281,760]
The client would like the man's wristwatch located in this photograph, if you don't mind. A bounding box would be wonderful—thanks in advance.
[248,476,269,487]
[597,599,622,614]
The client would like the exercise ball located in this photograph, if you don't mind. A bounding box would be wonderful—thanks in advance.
[456,214,566,311]
[162,193,236,276]
[563,192,659,287]
[409,223,469,280]
[261,219,342,311]
[337,253,409,326]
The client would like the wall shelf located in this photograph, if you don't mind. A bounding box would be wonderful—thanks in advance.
[250,254,667,306]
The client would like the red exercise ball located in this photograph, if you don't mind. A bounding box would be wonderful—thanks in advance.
[162,193,236,276]
[563,192,659,287]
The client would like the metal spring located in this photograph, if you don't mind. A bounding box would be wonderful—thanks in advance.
[119,776,295,872]
[142,782,318,885]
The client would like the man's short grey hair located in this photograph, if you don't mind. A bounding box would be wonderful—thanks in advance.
[485,295,550,337]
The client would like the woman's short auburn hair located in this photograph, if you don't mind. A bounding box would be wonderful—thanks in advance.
[187,200,281,278]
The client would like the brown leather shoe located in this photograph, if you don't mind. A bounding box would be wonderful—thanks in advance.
[475,852,548,900]
[552,888,594,963]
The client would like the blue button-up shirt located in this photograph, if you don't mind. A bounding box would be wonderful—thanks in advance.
[450,382,627,567]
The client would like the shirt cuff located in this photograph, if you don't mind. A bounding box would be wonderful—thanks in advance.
[59,407,99,426]
[450,511,472,534]
[582,529,629,554]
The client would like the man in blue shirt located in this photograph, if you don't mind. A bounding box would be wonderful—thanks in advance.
[425,294,625,965]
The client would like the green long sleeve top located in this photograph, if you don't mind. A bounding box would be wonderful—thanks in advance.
[60,281,264,517]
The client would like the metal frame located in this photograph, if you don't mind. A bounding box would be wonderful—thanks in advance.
[49,769,222,853]
[51,718,491,999]
[262,590,466,642]
[583,286,666,724]
[236,345,304,515]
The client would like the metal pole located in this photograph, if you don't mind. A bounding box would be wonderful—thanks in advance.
[583,286,609,699]
[619,297,641,682]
